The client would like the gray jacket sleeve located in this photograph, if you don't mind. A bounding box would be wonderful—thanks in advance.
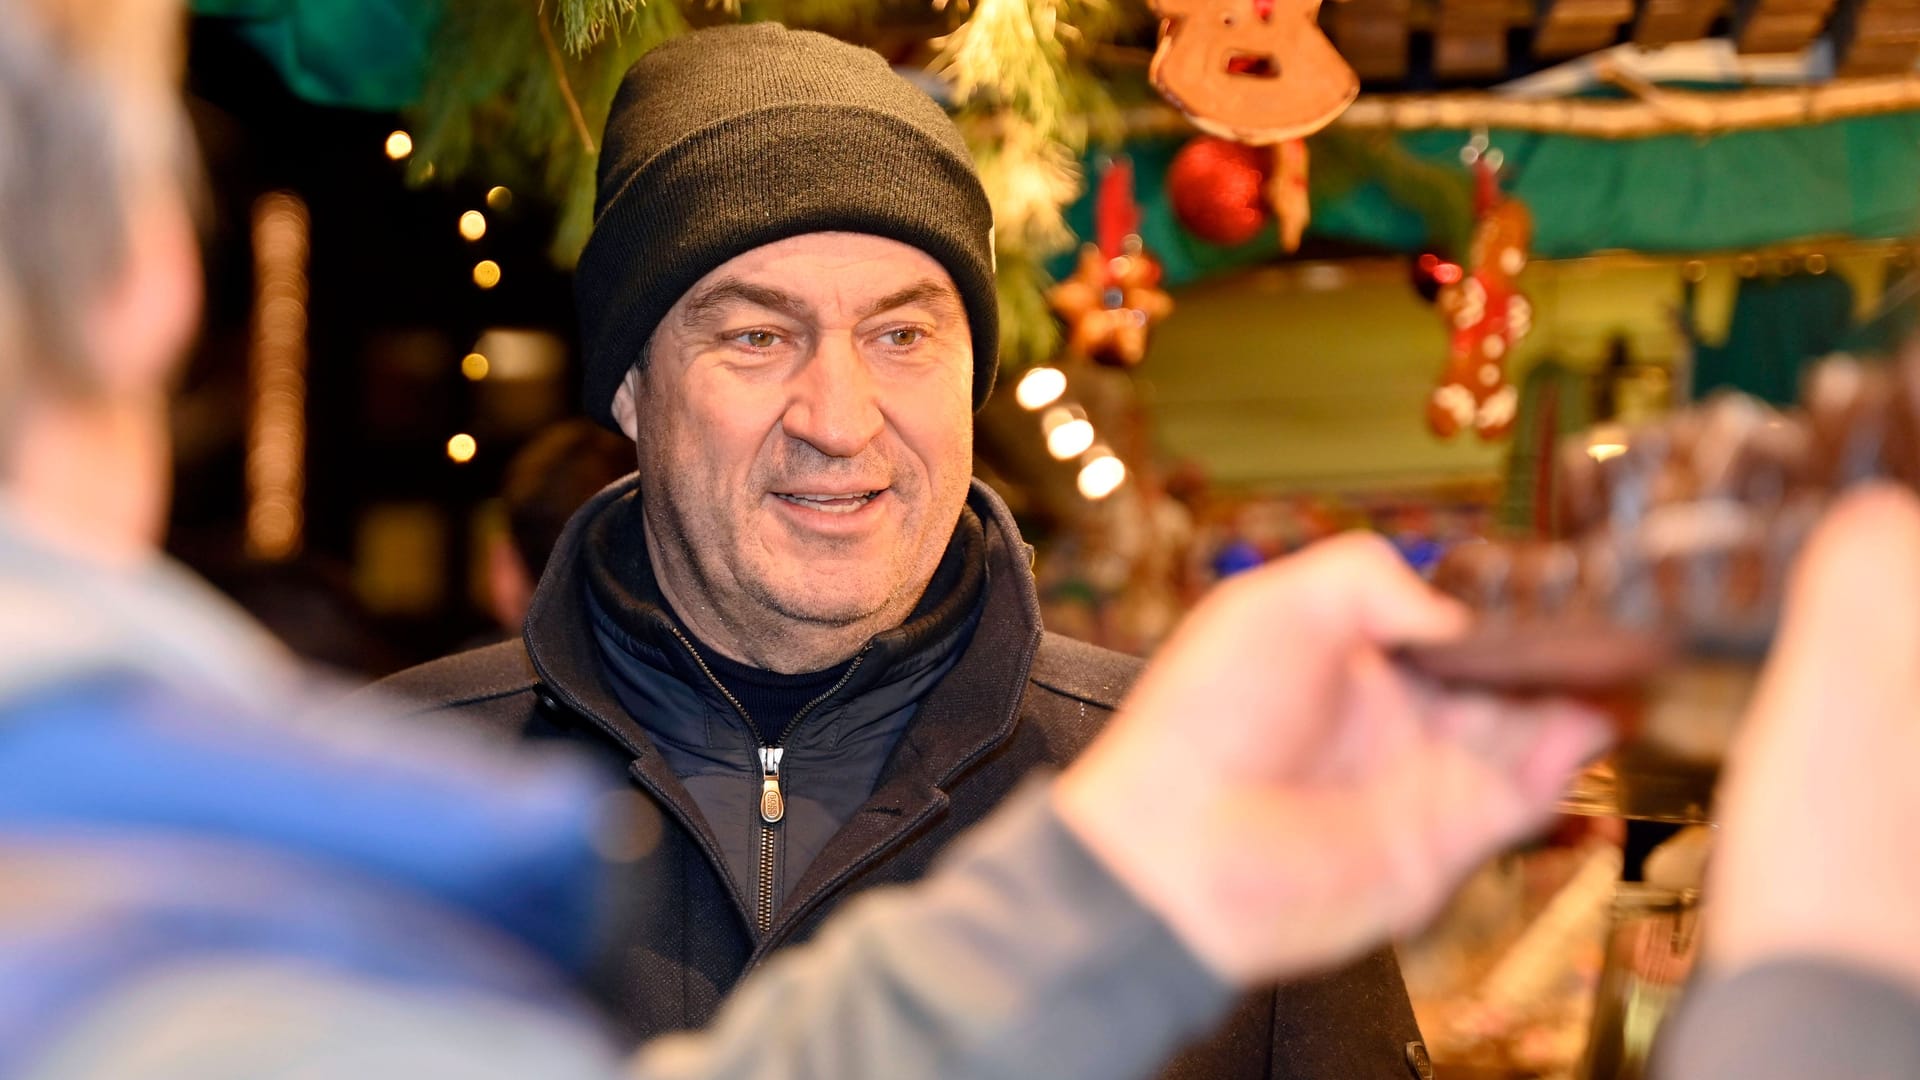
[1653,959,1920,1080]
[23,780,1231,1080]
[630,778,1236,1080]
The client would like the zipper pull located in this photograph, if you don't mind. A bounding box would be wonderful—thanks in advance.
[758,746,786,824]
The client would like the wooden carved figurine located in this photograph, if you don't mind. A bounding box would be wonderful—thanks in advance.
[1149,0,1360,144]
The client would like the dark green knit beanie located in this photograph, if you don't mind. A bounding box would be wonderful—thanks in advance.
[575,23,999,429]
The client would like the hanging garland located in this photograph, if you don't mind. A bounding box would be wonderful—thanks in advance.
[404,0,1139,374]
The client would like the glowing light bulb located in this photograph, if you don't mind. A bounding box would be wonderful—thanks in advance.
[472,260,501,289]
[446,433,477,464]
[459,210,487,241]
[461,352,489,380]
[1077,453,1126,500]
[1015,366,1067,411]
[384,130,412,160]
[1046,418,1095,461]
[486,186,513,211]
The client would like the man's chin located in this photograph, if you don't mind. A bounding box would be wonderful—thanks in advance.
[752,571,896,629]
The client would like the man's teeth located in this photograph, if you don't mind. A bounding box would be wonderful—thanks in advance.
[775,491,878,513]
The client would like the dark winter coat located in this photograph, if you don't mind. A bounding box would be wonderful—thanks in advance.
[376,477,1433,1080]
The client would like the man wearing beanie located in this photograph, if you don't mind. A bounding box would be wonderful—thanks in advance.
[380,22,1428,1078]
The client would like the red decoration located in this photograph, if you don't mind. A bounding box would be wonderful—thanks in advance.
[1427,159,1534,442]
[1168,136,1270,246]
[1048,159,1175,368]
[1167,135,1312,252]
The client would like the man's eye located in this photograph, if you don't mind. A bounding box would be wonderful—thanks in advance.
[885,328,924,347]
[735,330,781,349]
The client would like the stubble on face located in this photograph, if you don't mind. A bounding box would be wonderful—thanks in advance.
[615,233,975,673]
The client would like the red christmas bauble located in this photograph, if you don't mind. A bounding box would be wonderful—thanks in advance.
[1167,136,1271,247]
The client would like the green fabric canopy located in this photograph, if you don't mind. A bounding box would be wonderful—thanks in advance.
[1058,115,1920,286]
[194,0,438,110]
[192,2,1920,272]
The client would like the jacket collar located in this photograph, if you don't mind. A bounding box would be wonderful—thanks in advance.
[522,477,1043,938]
[578,486,986,751]
[521,477,1042,770]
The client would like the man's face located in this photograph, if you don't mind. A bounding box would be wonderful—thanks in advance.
[617,232,974,652]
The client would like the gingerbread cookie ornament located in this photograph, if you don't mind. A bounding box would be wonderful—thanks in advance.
[1047,158,1175,369]
[1149,0,1360,145]
[1428,160,1534,441]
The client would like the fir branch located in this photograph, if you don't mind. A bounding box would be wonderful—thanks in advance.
[936,0,1139,371]
[934,0,1073,141]
[968,111,1080,255]
[996,254,1063,369]
[556,0,636,53]
[536,0,598,153]
[407,0,690,263]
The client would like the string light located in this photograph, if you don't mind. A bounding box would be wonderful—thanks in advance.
[1585,424,1629,463]
[472,260,502,289]
[461,352,490,380]
[1077,450,1127,500]
[459,210,487,241]
[1014,366,1067,411]
[245,192,310,561]
[1042,405,1095,461]
[447,433,478,464]
[486,186,513,211]
[384,130,412,160]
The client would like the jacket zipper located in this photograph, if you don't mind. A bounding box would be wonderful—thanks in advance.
[662,623,870,935]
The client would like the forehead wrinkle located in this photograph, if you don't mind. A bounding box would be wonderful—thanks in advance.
[678,277,813,328]
[858,279,964,322]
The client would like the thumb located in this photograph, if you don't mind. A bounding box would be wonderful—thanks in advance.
[1272,532,1471,653]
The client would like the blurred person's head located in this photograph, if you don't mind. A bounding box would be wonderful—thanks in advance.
[488,419,634,630]
[0,0,197,562]
[574,23,998,672]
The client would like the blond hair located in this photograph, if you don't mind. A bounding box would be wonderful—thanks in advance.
[0,0,188,445]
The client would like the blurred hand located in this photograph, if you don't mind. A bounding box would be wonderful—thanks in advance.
[1055,533,1609,986]
[1708,484,1920,995]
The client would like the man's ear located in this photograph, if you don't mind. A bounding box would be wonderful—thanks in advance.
[610,365,644,442]
[88,190,200,398]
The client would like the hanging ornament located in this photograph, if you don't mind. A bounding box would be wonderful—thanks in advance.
[1047,158,1175,368]
[1428,154,1535,442]
[1270,137,1311,252]
[1166,135,1313,252]
[1168,136,1270,246]
[1148,0,1358,145]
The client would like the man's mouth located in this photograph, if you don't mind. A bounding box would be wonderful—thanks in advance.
[771,490,883,514]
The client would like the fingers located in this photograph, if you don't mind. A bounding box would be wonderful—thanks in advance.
[1247,532,1471,651]
[1788,484,1920,657]
[1751,483,1920,745]
[1709,484,1920,990]
[1508,703,1613,804]
[1427,694,1611,799]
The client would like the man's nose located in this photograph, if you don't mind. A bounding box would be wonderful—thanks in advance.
[781,332,884,457]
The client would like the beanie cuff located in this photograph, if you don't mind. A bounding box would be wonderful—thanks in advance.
[576,104,999,429]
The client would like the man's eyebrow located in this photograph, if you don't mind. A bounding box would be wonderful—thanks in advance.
[859,280,964,321]
[679,278,812,326]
